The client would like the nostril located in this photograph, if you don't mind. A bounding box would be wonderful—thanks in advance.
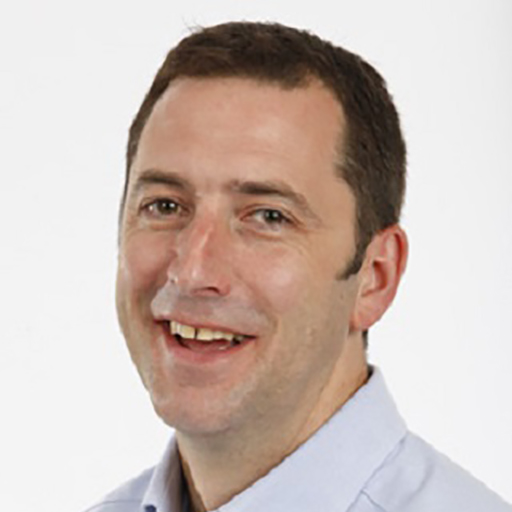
[167,269,232,297]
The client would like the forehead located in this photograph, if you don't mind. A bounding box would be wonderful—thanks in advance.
[130,77,352,214]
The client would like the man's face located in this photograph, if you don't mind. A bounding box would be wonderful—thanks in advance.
[116,77,364,435]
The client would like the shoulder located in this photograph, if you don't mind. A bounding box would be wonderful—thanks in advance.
[83,467,155,512]
[358,432,512,512]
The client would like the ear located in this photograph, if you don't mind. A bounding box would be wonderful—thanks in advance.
[350,225,408,332]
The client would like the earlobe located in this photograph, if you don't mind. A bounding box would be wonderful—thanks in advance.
[350,225,408,332]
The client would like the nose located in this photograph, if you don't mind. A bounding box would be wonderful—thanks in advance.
[168,212,233,297]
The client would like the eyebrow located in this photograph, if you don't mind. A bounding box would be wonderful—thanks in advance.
[132,169,193,195]
[130,170,322,224]
[228,179,321,223]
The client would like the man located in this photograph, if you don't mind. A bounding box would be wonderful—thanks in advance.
[89,21,511,512]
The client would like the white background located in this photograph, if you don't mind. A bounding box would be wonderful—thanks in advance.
[1,1,511,510]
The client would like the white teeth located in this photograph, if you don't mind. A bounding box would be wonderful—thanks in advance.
[171,321,241,342]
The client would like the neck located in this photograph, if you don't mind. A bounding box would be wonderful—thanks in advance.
[177,335,368,512]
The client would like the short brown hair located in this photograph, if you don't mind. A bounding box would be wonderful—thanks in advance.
[124,21,406,274]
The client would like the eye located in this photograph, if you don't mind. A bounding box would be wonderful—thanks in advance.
[249,208,292,229]
[141,198,184,217]
[258,209,288,223]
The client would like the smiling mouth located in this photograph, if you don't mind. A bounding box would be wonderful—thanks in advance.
[167,320,253,352]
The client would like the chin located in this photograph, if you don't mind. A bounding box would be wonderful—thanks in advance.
[153,403,238,438]
[149,383,247,437]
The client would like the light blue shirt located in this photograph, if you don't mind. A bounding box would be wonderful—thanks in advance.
[86,368,511,512]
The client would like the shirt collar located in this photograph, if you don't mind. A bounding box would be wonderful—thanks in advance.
[142,436,184,512]
[142,367,407,512]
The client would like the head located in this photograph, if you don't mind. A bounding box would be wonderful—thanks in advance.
[123,22,406,275]
[116,22,407,438]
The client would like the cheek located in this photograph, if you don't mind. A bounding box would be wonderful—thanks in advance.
[239,245,319,315]
[119,232,177,293]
